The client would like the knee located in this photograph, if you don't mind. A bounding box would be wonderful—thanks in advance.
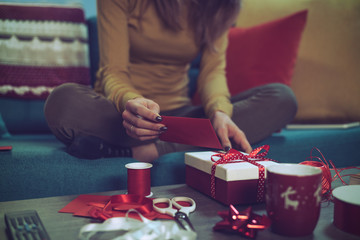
[267,83,298,119]
[46,83,82,103]
[44,83,85,126]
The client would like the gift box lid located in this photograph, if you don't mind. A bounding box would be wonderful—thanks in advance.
[185,151,278,181]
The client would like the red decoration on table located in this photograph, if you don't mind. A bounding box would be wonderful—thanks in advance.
[88,206,113,221]
[87,194,155,221]
[333,185,360,236]
[59,194,172,221]
[213,205,271,238]
[299,147,360,201]
[210,145,275,202]
[0,146,12,151]
[109,194,154,215]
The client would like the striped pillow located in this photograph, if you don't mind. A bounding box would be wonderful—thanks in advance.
[0,3,90,99]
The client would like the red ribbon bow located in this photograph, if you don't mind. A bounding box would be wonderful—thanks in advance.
[88,194,156,221]
[213,205,271,238]
[210,145,274,202]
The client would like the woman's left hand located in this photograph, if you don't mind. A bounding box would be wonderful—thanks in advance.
[211,111,252,153]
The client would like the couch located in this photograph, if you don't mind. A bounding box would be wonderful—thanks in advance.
[1,0,359,202]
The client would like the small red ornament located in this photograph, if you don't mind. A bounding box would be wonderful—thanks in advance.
[213,205,271,239]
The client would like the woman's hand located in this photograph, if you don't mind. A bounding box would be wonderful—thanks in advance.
[211,111,252,153]
[122,98,166,141]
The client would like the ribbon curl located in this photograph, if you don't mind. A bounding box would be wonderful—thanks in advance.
[210,145,275,202]
[213,205,271,238]
[299,147,360,202]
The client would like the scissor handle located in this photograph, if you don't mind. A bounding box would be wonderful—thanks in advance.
[171,197,196,216]
[153,198,177,216]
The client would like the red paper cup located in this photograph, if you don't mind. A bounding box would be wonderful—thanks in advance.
[125,162,152,197]
[266,164,322,237]
[333,185,360,236]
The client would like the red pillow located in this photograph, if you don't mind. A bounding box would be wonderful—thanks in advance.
[225,10,308,95]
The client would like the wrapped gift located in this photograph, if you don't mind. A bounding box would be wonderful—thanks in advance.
[185,145,278,205]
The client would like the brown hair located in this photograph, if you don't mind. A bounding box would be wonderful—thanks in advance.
[139,0,241,50]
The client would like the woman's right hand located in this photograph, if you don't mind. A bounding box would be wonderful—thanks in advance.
[122,97,166,141]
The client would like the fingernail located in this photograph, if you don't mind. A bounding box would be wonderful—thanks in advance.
[224,146,231,152]
[155,116,162,122]
[160,126,167,131]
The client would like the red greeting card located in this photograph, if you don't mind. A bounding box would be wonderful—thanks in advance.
[159,116,222,149]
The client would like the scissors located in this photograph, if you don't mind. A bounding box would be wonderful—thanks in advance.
[153,196,196,231]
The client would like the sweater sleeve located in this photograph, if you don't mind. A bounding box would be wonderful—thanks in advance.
[95,0,142,112]
[196,31,233,119]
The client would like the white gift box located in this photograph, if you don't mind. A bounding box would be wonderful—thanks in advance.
[185,151,278,205]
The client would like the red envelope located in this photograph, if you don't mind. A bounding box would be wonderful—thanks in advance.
[159,116,223,149]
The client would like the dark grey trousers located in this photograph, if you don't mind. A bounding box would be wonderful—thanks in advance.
[44,82,297,154]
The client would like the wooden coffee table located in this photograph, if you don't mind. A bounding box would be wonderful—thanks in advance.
[0,182,359,240]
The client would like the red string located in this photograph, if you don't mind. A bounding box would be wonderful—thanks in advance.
[299,147,360,201]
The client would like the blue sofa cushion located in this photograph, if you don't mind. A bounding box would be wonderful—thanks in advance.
[256,127,360,168]
[0,113,11,138]
[0,98,49,134]
[0,134,187,201]
[1,127,359,202]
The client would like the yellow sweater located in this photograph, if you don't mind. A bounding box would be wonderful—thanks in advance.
[94,0,233,118]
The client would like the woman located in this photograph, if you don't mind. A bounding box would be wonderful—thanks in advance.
[44,0,297,162]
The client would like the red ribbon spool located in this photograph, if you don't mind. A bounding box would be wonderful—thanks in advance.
[333,185,360,236]
[126,162,153,197]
